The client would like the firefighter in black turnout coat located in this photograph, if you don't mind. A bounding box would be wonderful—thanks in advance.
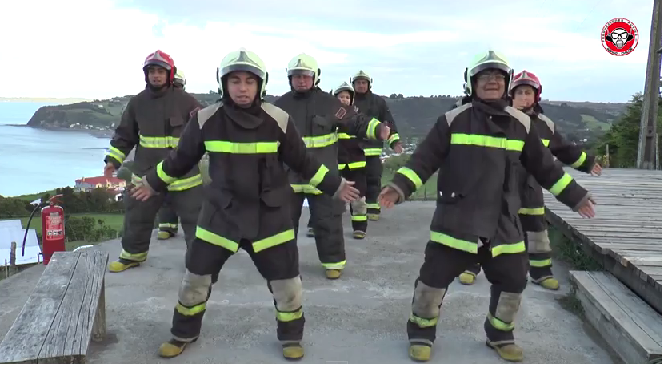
[332,81,386,238]
[352,70,403,221]
[378,50,597,363]
[131,49,360,360]
[274,53,389,280]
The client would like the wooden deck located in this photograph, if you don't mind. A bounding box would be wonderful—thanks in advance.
[544,168,662,314]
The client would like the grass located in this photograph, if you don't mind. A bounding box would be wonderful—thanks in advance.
[581,114,611,131]
[9,189,58,201]
[10,213,124,237]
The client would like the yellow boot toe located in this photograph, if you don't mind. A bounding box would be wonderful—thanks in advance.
[487,342,523,362]
[157,231,172,240]
[158,339,193,358]
[282,343,304,360]
[408,344,431,362]
[537,277,560,290]
[325,269,342,280]
[353,230,366,239]
[367,213,380,221]
[458,272,476,285]
[108,260,140,273]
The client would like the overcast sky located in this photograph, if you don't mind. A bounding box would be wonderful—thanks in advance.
[1,0,655,102]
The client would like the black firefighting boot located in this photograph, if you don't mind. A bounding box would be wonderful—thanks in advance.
[306,227,315,237]
[158,338,198,358]
[282,342,304,360]
[108,258,141,273]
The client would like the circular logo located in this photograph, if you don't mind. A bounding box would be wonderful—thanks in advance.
[601,18,639,56]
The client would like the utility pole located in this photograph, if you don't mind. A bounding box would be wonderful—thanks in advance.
[637,0,662,169]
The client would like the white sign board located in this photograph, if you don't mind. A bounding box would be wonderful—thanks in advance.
[0,225,41,267]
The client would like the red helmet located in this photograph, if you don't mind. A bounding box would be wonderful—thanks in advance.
[509,70,542,102]
[143,50,176,82]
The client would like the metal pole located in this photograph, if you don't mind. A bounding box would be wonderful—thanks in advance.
[637,0,662,169]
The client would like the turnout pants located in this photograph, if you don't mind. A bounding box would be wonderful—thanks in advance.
[119,185,203,263]
[158,195,180,235]
[170,226,303,344]
[408,241,528,346]
[340,166,368,233]
[460,216,553,282]
[291,192,346,270]
[365,156,382,218]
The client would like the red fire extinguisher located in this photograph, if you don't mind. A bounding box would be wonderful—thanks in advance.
[41,195,66,265]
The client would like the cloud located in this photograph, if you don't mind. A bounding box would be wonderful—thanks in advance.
[0,0,654,102]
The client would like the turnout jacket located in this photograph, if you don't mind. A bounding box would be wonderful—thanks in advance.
[144,102,344,250]
[387,100,590,256]
[354,90,400,156]
[274,88,384,194]
[519,108,595,215]
[105,87,203,192]
[338,105,381,169]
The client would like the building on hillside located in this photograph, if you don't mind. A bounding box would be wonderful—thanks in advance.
[74,176,126,193]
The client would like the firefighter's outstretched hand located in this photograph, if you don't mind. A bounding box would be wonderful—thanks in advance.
[336,180,360,202]
[131,184,156,201]
[104,162,116,178]
[392,142,404,154]
[378,186,399,208]
[379,125,391,140]
[576,196,596,218]
[590,163,602,176]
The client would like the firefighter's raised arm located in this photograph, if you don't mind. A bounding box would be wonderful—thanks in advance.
[105,99,139,168]
[143,110,207,193]
[382,114,450,206]
[542,115,595,173]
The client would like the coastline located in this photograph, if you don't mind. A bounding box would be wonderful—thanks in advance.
[3,124,112,139]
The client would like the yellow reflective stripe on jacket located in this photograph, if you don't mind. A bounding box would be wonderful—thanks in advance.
[204,140,280,154]
[119,249,147,262]
[571,151,587,168]
[196,226,295,254]
[549,172,573,196]
[106,147,126,163]
[518,207,545,215]
[388,133,400,144]
[176,303,205,316]
[366,118,380,139]
[291,184,322,195]
[396,167,423,189]
[139,168,203,191]
[338,133,355,140]
[309,165,329,187]
[450,133,524,152]
[302,132,338,148]
[430,231,525,256]
[276,308,303,322]
[339,161,367,170]
[139,134,179,149]
[541,139,550,147]
[363,147,382,156]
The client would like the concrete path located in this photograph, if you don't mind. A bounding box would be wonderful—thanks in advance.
[0,202,614,363]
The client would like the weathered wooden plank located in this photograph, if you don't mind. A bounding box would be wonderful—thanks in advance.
[570,271,662,363]
[0,250,109,364]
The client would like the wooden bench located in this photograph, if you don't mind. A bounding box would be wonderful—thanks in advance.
[0,249,109,364]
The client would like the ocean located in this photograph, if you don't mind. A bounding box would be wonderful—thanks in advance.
[0,102,111,197]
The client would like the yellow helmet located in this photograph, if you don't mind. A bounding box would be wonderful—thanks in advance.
[174,69,186,88]
[350,70,372,85]
[463,50,513,95]
[287,53,320,85]
[217,48,268,98]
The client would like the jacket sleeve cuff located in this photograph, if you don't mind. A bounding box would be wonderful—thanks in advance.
[386,182,406,204]
[391,173,414,200]
[315,166,343,197]
[389,134,401,148]
[145,169,168,193]
[372,122,385,140]
[555,179,589,210]
[578,155,596,173]
[572,192,593,212]
[104,157,122,169]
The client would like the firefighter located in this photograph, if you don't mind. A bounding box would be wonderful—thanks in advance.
[352,70,403,221]
[333,82,370,238]
[274,54,390,280]
[103,50,204,273]
[457,71,603,289]
[378,50,596,363]
[156,68,189,241]
[130,48,360,360]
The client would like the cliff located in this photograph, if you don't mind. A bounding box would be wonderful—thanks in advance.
[25,92,627,144]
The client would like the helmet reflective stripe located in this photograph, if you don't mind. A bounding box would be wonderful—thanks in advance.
[464,50,513,95]
[287,54,320,85]
[351,70,372,84]
[333,81,354,96]
[217,48,268,97]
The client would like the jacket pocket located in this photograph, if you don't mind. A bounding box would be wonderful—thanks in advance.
[210,192,233,211]
[169,116,185,137]
[261,187,286,208]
